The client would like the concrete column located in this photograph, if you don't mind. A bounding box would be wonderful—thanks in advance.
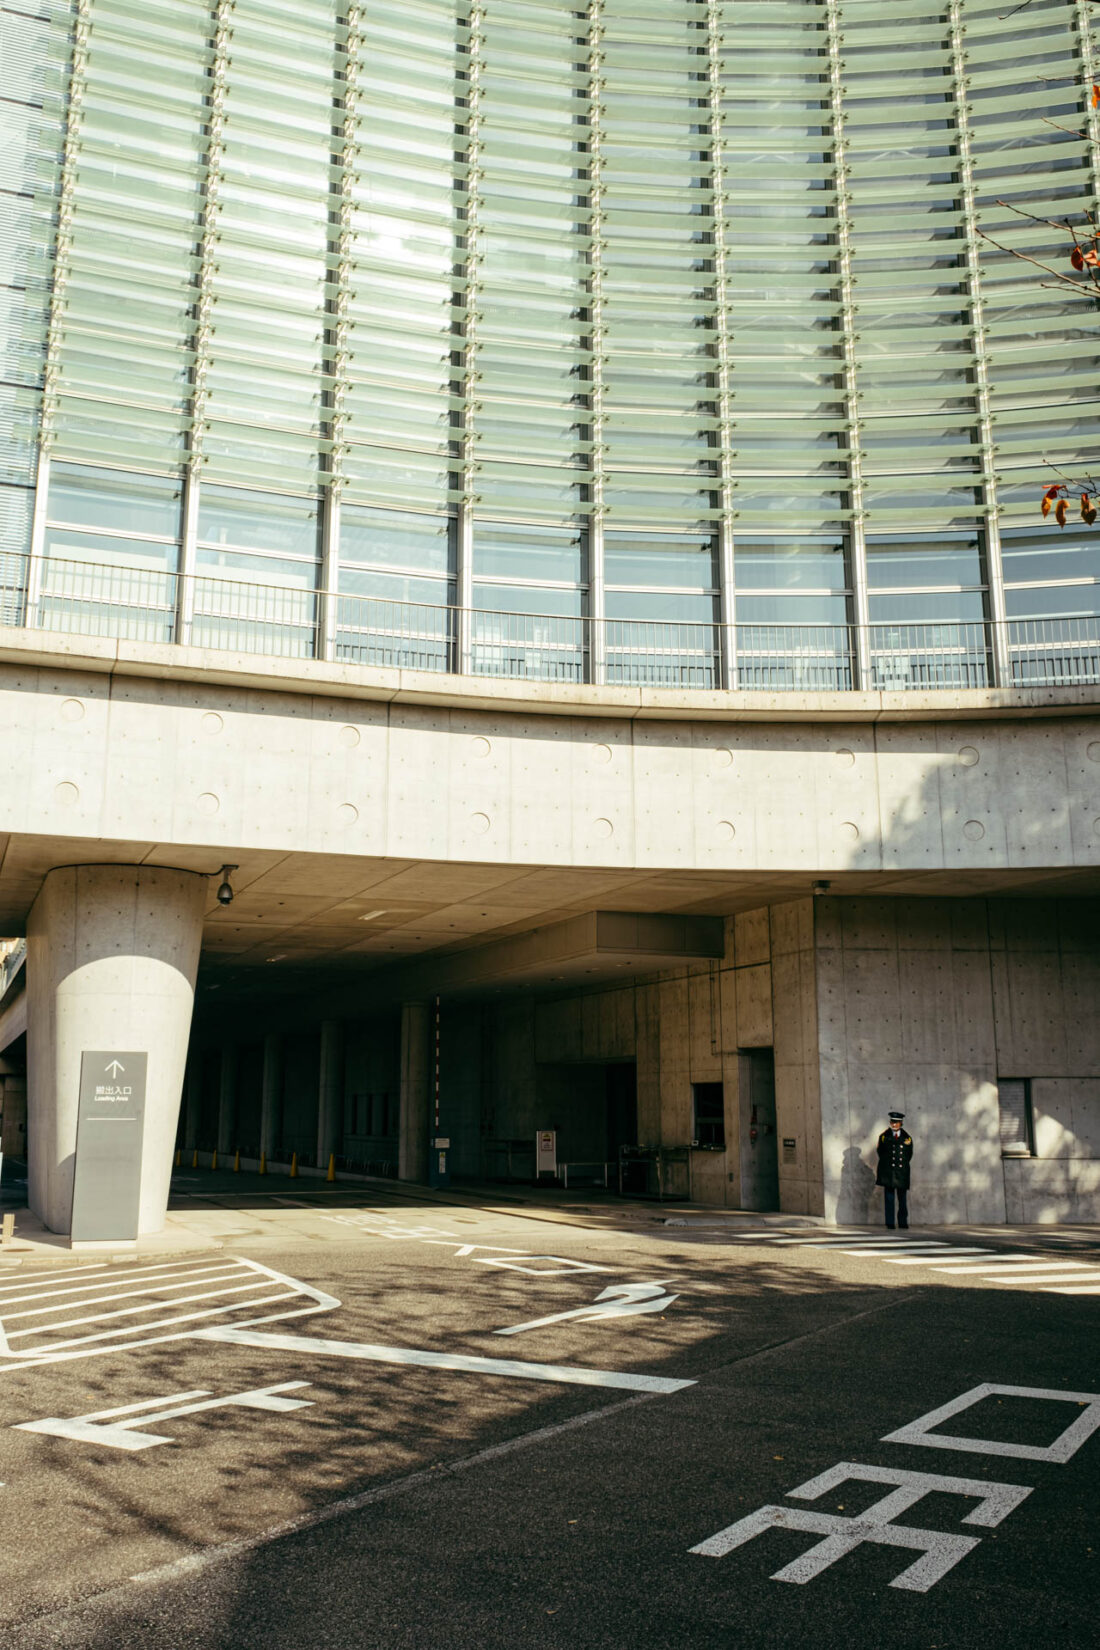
[398,1001,431,1184]
[316,1020,344,1168]
[217,1045,237,1158]
[183,1059,202,1149]
[26,864,206,1237]
[261,1033,282,1162]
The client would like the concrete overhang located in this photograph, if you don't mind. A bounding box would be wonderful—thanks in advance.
[396,910,727,1000]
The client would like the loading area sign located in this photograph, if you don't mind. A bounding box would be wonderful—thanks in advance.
[70,1051,147,1244]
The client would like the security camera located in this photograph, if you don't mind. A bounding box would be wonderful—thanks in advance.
[214,864,238,906]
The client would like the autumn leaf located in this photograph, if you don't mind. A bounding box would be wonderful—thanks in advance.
[1082,494,1097,525]
[1055,496,1069,527]
[1042,484,1059,517]
[1072,245,1086,271]
[1093,84,1099,109]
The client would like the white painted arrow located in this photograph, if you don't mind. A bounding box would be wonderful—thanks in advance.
[494,1281,679,1336]
[104,1060,125,1078]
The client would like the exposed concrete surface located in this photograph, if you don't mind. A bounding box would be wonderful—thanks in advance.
[25,865,205,1236]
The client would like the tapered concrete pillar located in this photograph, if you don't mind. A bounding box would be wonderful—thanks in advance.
[316,1020,343,1167]
[26,864,206,1237]
[217,1045,237,1158]
[398,1001,431,1184]
[261,1033,282,1161]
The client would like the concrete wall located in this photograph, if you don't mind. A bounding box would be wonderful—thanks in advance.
[3,652,1100,881]
[817,897,1100,1226]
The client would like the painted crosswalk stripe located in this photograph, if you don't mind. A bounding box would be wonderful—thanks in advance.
[930,1257,1068,1274]
[878,1249,993,1264]
[1045,1284,1100,1295]
[940,1260,1094,1277]
[833,1244,955,1256]
[984,1268,1100,1284]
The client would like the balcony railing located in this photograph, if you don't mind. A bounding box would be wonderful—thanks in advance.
[2,553,1098,694]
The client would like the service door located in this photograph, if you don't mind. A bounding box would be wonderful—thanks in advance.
[739,1048,779,1210]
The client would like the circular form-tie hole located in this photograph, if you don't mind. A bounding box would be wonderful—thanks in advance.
[963,819,985,842]
[958,746,980,767]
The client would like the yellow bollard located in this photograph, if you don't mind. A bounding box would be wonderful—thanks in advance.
[233,1149,240,1173]
[290,1151,298,1178]
[175,1148,181,1168]
[327,1152,335,1183]
[192,1148,198,1169]
[259,1150,266,1175]
[211,1148,218,1171]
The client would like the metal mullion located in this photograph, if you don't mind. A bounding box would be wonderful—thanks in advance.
[319,3,364,665]
[948,0,1007,689]
[456,2,484,676]
[707,0,736,692]
[587,0,606,686]
[825,0,868,692]
[30,0,89,635]
[180,0,232,646]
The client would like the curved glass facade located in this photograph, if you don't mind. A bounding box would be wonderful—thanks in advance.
[2,0,1100,689]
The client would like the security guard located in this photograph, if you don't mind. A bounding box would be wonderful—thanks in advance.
[875,1111,914,1229]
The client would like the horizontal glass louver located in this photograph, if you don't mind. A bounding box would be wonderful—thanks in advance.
[0,0,1094,680]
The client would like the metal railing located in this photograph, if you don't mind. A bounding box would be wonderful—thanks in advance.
[2,553,1099,694]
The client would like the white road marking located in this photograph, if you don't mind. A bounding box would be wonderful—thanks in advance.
[832,1244,955,1256]
[0,1262,246,1318]
[926,1256,1092,1275]
[882,1383,1100,1462]
[495,1281,679,1336]
[0,1256,338,1372]
[990,1272,1100,1286]
[195,1325,695,1393]
[878,1250,992,1265]
[15,1382,313,1451]
[1045,1283,1100,1294]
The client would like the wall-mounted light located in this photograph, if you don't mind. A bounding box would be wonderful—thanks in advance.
[214,864,238,906]
[812,880,831,897]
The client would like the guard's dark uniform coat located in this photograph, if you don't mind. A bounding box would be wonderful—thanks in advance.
[875,1127,913,1190]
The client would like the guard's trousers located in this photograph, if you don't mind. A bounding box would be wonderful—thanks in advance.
[884,1188,909,1229]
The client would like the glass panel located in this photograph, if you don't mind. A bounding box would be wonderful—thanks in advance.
[197,485,321,559]
[340,505,454,575]
[47,463,183,540]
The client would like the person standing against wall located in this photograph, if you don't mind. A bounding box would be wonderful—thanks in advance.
[875,1111,914,1229]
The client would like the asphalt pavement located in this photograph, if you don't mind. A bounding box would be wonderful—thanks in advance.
[0,1186,1095,1649]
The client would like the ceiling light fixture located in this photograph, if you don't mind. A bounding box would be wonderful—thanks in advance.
[357,909,388,922]
[266,954,288,963]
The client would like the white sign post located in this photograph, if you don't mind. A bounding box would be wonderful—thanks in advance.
[535,1130,557,1178]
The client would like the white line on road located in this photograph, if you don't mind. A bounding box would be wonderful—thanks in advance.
[195,1325,695,1393]
[983,1269,1100,1284]
[0,1263,247,1319]
[3,1279,294,1343]
[833,1244,958,1256]
[1045,1283,1100,1294]
[877,1250,993,1265]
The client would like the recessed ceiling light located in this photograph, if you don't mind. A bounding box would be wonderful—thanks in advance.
[266,954,287,962]
[358,909,387,922]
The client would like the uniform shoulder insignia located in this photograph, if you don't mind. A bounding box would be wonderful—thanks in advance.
[904,1135,912,1144]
